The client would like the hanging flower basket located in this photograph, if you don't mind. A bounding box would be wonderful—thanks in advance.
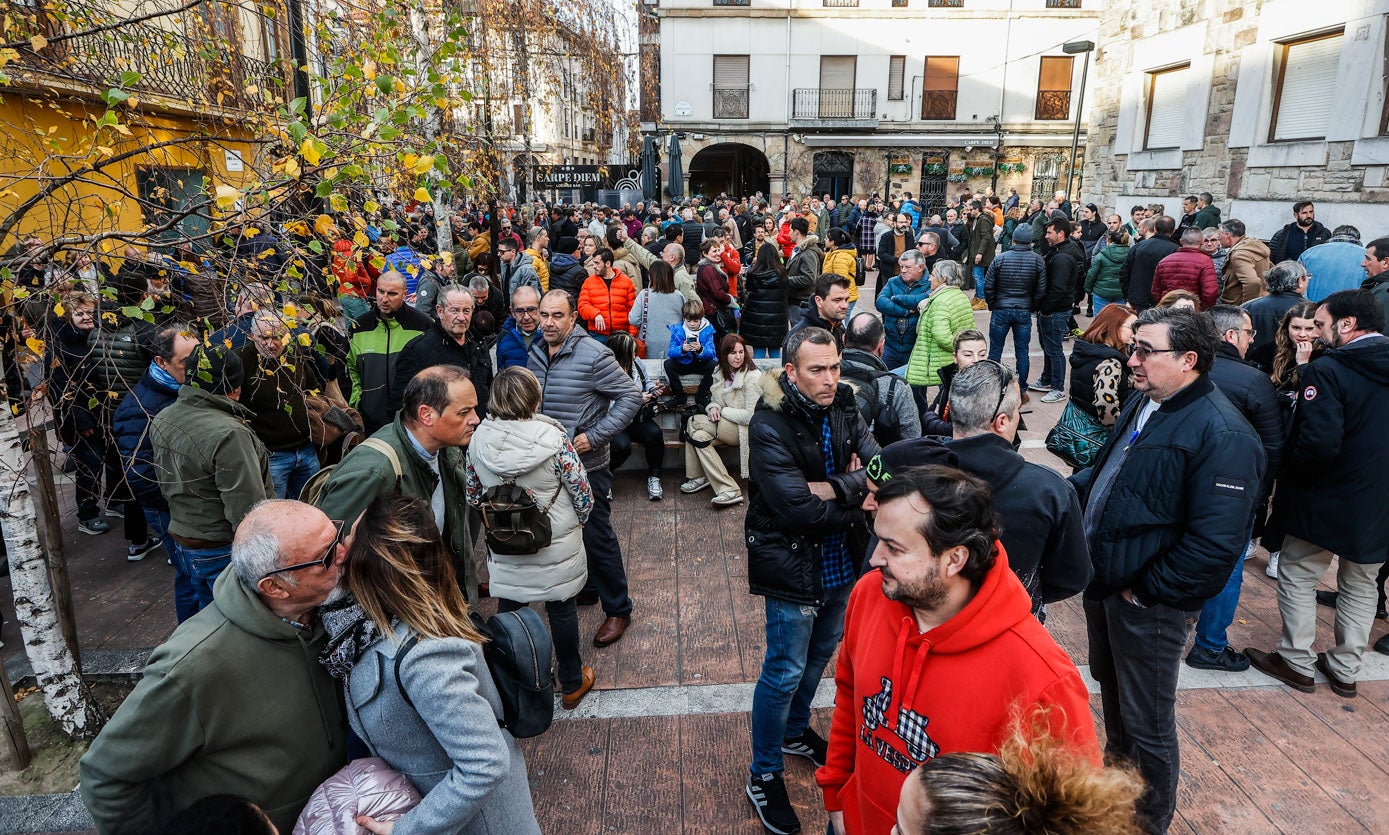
[946,173,967,183]
[963,166,994,178]
[925,163,947,176]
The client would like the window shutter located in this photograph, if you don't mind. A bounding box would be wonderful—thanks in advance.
[1272,33,1343,141]
[820,56,856,90]
[713,55,749,87]
[924,56,959,90]
[1039,56,1074,93]
[1144,65,1189,149]
[888,56,905,100]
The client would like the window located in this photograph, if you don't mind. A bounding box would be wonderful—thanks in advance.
[1270,30,1343,142]
[512,103,525,135]
[1045,0,1081,6]
[137,167,210,245]
[1035,55,1074,120]
[928,0,964,6]
[1144,64,1190,150]
[921,56,958,120]
[822,0,860,6]
[888,56,906,101]
[819,55,857,117]
[713,54,750,119]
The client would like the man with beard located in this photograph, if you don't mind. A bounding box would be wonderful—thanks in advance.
[817,465,1097,835]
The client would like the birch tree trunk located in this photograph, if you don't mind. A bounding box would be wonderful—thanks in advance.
[0,409,104,739]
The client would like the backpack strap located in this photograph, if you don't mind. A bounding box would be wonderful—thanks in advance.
[359,437,403,491]
[393,633,421,710]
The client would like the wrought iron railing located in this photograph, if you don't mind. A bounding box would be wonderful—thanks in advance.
[822,0,860,6]
[1036,89,1072,120]
[928,0,964,6]
[713,86,750,119]
[713,0,751,5]
[793,88,877,120]
[1045,0,1081,7]
[920,89,957,120]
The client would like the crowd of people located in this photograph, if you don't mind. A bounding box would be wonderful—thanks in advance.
[3,182,1386,835]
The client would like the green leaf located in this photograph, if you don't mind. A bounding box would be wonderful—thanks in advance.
[120,305,143,319]
[140,295,155,311]
[314,180,332,197]
[102,88,129,105]
[118,70,142,87]
[288,121,308,144]
[375,75,394,95]
[379,126,401,141]
[289,96,307,115]
[308,239,324,254]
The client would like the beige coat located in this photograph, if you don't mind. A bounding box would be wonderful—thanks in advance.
[704,366,767,478]
[1221,236,1272,305]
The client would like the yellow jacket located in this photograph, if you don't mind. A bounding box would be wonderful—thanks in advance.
[822,247,859,303]
[525,248,550,292]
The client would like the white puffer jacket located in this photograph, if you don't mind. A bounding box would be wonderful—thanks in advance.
[705,366,767,478]
[466,414,592,603]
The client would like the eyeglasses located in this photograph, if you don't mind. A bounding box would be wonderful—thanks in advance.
[512,305,539,315]
[1126,344,1187,361]
[973,359,1011,420]
[261,520,344,580]
[1240,328,1257,337]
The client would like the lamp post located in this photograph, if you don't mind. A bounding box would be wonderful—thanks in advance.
[1062,39,1094,204]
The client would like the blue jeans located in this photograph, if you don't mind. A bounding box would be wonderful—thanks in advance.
[268,444,322,500]
[1093,294,1123,315]
[987,309,1031,388]
[171,541,232,612]
[1194,550,1246,652]
[144,506,198,623]
[973,265,986,297]
[752,347,782,360]
[1036,312,1070,391]
[750,583,853,775]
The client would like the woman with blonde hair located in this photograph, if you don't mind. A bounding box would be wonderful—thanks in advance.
[326,493,541,834]
[466,366,596,708]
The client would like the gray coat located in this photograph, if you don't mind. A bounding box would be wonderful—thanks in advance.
[527,325,641,470]
[501,258,540,301]
[346,624,540,835]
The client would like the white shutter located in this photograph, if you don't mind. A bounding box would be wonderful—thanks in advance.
[714,55,749,88]
[888,56,905,101]
[1144,65,1189,149]
[820,56,856,90]
[1272,33,1343,141]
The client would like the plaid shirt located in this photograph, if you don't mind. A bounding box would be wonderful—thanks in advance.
[819,415,853,590]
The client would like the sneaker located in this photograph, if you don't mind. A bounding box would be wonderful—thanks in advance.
[746,772,801,835]
[781,728,828,767]
[681,477,711,494]
[1186,645,1251,672]
[1265,551,1279,578]
[104,505,124,519]
[1027,381,1051,393]
[647,476,664,501]
[1041,389,1067,403]
[711,490,744,507]
[127,536,163,562]
[78,518,110,536]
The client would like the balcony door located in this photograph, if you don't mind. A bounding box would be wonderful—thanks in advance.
[819,56,857,118]
[713,54,750,119]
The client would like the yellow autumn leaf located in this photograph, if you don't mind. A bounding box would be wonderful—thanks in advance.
[283,157,300,179]
[52,300,64,317]
[245,226,260,237]
[282,303,299,319]
[412,154,434,175]
[297,333,312,347]
[214,184,240,209]
[29,34,46,52]
[111,123,132,136]
[95,145,114,156]
[353,231,370,248]
[440,251,453,266]
[300,138,321,166]
[313,214,335,236]
[328,193,347,213]
[25,337,43,356]
[245,84,259,95]
[363,200,380,214]
[125,96,138,108]
[402,153,419,170]
[413,187,430,203]
[362,59,377,80]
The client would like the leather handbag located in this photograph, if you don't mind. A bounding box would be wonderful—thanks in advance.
[1045,401,1110,470]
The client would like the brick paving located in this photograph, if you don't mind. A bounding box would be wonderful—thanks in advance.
[4,299,1389,833]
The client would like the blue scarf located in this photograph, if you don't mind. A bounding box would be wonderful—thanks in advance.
[148,361,180,391]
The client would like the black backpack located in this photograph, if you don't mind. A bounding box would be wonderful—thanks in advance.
[395,607,555,738]
[841,361,904,446]
[477,480,563,556]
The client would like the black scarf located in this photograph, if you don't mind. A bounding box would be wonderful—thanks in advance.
[318,596,388,681]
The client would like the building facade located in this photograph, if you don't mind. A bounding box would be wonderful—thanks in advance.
[1083,0,1389,235]
[646,0,1102,213]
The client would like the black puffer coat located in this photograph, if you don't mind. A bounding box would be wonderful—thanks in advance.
[745,375,879,606]
[1206,342,1287,503]
[983,245,1046,310]
[86,318,152,395]
[1068,338,1131,424]
[740,267,789,349]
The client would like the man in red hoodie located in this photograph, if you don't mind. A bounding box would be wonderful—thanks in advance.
[817,465,1098,835]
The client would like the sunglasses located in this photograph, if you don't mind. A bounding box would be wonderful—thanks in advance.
[972,359,1012,420]
[261,520,345,580]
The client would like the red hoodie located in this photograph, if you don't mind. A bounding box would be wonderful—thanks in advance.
[815,546,1099,835]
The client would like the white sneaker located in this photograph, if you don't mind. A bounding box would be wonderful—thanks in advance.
[680,477,710,494]
[1265,551,1280,578]
[1027,381,1051,393]
[1041,389,1067,403]
[711,490,744,507]
[647,476,664,501]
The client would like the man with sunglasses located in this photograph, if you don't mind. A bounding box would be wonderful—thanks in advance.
[81,500,348,835]
[1072,306,1263,833]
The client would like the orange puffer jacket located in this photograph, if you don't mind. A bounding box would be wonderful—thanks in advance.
[577,269,638,336]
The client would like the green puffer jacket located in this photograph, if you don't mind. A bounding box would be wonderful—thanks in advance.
[150,385,273,542]
[1086,243,1129,301]
[906,285,976,387]
[312,415,476,599]
[79,569,347,835]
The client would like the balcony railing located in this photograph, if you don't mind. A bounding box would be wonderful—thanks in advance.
[920,89,957,120]
[713,0,750,5]
[1045,0,1082,6]
[793,88,877,120]
[927,0,964,6]
[713,86,750,119]
[1035,89,1072,120]
[822,0,859,6]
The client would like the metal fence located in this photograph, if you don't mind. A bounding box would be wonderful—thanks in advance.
[793,88,877,120]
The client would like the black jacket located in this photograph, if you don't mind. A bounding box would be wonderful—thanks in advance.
[1120,235,1178,309]
[983,245,1047,310]
[387,318,495,418]
[741,267,789,349]
[1041,238,1086,314]
[919,361,957,437]
[1206,342,1287,503]
[1241,291,1304,357]
[681,220,704,265]
[945,433,1092,617]
[1269,220,1331,263]
[784,303,844,354]
[1271,335,1389,563]
[86,317,152,395]
[745,375,880,606]
[1067,339,1131,424]
[875,229,916,280]
[1071,375,1265,610]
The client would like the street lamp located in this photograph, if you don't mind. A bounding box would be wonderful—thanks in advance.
[1062,39,1095,204]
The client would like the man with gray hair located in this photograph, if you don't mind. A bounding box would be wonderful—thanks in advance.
[390,284,493,417]
[467,274,504,336]
[1299,224,1365,301]
[942,360,1090,619]
[1243,260,1308,358]
[840,311,921,446]
[1150,226,1218,310]
[240,310,325,499]
[661,242,699,301]
[80,500,348,834]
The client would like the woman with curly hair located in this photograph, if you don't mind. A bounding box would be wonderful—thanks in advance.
[1259,300,1320,395]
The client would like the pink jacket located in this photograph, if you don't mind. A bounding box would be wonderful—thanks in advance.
[294,757,421,835]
